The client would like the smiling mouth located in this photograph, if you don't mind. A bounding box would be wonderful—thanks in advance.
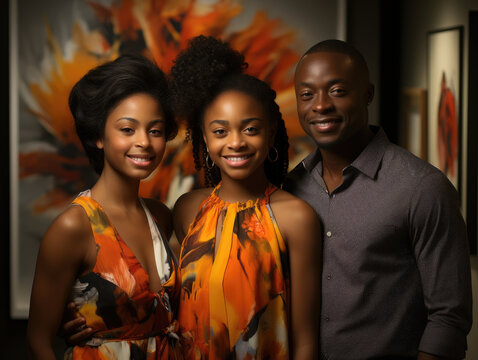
[223,154,253,162]
[309,118,342,131]
[127,154,155,165]
[222,154,254,167]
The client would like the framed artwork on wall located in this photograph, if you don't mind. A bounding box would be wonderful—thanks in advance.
[400,88,427,160]
[426,26,463,195]
[467,11,478,255]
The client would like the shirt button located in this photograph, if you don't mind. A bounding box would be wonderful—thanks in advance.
[324,316,330,322]
[326,274,332,280]
[326,231,332,237]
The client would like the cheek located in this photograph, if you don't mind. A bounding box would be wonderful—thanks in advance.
[154,139,166,154]
[297,102,311,120]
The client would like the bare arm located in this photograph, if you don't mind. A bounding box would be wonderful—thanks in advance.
[27,206,91,359]
[273,192,321,359]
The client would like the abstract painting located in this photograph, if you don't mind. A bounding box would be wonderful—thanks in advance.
[10,0,343,318]
[426,26,463,193]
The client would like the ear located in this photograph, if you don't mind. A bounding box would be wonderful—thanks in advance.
[96,138,104,150]
[202,133,208,151]
[366,83,375,105]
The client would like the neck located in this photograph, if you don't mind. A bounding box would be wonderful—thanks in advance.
[320,126,374,176]
[90,168,141,211]
[218,168,270,203]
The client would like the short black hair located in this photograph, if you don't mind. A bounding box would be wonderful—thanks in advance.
[69,53,177,174]
[169,35,289,187]
[301,39,370,79]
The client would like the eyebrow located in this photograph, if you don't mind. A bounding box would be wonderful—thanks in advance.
[298,78,348,87]
[209,117,262,126]
[117,117,164,124]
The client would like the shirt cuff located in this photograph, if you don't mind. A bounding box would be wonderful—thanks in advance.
[418,322,467,359]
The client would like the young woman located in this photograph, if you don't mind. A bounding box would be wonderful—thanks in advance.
[27,54,182,359]
[169,36,321,360]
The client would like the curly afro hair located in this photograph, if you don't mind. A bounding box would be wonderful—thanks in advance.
[169,35,289,188]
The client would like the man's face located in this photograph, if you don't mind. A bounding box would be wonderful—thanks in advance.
[294,51,373,150]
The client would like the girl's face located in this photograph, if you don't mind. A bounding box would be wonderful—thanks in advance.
[202,90,275,184]
[97,93,166,180]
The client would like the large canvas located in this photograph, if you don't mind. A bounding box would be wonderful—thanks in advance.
[10,0,344,318]
[426,26,463,193]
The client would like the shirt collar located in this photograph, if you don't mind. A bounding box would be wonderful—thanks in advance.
[301,126,389,179]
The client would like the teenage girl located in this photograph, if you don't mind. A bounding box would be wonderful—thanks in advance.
[169,36,321,359]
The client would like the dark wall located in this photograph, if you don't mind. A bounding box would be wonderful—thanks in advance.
[346,0,402,143]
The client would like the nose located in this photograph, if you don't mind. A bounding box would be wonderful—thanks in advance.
[228,131,246,150]
[135,130,151,148]
[313,91,333,113]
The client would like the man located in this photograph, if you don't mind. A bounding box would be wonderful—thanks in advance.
[284,39,472,360]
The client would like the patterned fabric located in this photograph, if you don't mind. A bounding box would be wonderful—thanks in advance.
[65,193,182,360]
[178,183,290,359]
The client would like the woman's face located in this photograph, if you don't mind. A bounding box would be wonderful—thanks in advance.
[97,93,166,180]
[202,90,275,184]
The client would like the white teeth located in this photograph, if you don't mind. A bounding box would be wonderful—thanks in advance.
[316,121,335,127]
[226,155,250,162]
[130,156,150,162]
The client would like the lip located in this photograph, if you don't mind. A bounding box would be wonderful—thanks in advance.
[309,117,342,132]
[127,154,155,167]
[222,154,253,167]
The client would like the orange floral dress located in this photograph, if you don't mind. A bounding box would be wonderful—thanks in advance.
[65,192,182,360]
[178,184,290,359]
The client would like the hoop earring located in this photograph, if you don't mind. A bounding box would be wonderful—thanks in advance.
[268,146,279,162]
[205,151,215,169]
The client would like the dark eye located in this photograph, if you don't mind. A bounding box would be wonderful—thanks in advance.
[330,87,347,96]
[300,91,313,100]
[213,128,226,136]
[150,128,163,136]
[121,127,134,134]
[244,127,258,135]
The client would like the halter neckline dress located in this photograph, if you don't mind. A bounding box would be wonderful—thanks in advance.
[178,183,290,359]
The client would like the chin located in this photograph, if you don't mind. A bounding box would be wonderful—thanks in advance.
[311,135,341,149]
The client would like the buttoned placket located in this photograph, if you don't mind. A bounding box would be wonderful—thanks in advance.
[322,187,336,326]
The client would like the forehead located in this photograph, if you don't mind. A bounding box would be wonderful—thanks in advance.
[295,51,362,85]
[110,93,163,114]
[206,90,265,116]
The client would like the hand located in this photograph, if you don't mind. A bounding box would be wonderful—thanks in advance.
[59,302,93,346]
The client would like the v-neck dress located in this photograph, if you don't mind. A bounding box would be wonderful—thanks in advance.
[64,192,181,360]
[178,183,290,359]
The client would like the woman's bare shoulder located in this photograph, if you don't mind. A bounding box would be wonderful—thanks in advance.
[39,204,93,262]
[48,205,92,239]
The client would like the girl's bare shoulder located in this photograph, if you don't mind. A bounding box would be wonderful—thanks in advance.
[173,187,212,216]
[270,189,320,238]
